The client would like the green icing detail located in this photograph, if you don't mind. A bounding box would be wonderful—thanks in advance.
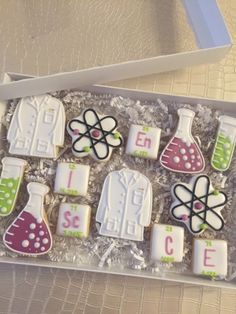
[133,150,149,158]
[161,256,175,263]
[60,187,79,196]
[0,177,20,216]
[213,189,219,195]
[200,223,208,230]
[83,146,91,153]
[201,270,217,278]
[63,230,84,238]
[113,132,121,139]
[211,133,234,171]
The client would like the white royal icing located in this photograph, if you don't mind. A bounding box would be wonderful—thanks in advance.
[54,163,90,197]
[125,124,161,159]
[96,168,152,241]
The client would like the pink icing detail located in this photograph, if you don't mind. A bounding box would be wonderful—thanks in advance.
[67,170,73,188]
[165,236,173,255]
[3,211,51,255]
[204,249,216,267]
[73,129,80,135]
[160,137,204,173]
[194,202,203,210]
[91,130,100,138]
[135,132,151,148]
[181,214,189,221]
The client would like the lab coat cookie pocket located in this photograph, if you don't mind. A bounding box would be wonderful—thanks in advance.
[7,95,66,158]
[96,168,153,241]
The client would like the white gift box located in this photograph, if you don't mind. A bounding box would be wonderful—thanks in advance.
[0,72,236,290]
[0,0,234,289]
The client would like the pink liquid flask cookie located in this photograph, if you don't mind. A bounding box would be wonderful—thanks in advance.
[3,182,52,255]
[160,108,205,173]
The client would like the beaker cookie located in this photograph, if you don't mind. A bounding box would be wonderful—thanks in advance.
[3,182,52,255]
[160,108,205,173]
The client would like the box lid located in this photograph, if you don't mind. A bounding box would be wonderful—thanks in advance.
[0,0,232,100]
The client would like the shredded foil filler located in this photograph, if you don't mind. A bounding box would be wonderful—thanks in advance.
[1,90,236,282]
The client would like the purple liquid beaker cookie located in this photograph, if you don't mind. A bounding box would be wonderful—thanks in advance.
[160,108,205,173]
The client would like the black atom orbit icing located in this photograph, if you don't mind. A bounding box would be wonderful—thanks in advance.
[171,175,227,234]
[68,108,122,160]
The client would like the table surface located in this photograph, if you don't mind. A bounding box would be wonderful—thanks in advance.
[0,1,236,313]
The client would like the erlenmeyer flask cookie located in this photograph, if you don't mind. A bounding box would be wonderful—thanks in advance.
[3,182,52,255]
[160,108,205,173]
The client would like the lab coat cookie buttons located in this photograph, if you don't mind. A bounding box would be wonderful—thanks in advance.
[170,175,227,235]
[7,95,66,159]
[67,108,123,161]
[126,124,161,159]
[96,168,152,241]
[54,162,90,196]
[56,203,91,238]
[3,182,52,255]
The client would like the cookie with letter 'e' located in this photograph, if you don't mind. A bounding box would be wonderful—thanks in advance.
[193,239,227,278]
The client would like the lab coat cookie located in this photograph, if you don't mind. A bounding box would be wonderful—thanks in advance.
[7,95,66,158]
[170,175,227,235]
[67,108,123,161]
[96,168,152,241]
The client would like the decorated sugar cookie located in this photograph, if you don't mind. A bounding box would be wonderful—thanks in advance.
[7,95,65,159]
[150,224,184,263]
[3,182,52,255]
[54,162,90,196]
[67,108,123,161]
[0,157,27,217]
[211,115,236,172]
[126,124,161,159]
[56,203,91,238]
[193,239,227,278]
[170,175,227,235]
[96,168,152,241]
[160,108,205,173]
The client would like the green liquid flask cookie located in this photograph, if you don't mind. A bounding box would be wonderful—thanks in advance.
[211,115,236,171]
[0,157,27,216]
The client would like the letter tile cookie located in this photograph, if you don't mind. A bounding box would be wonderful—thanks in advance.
[54,162,90,196]
[126,124,161,159]
[150,224,184,263]
[170,175,227,235]
[7,95,65,158]
[3,182,52,255]
[67,108,123,161]
[56,203,91,238]
[0,157,27,216]
[193,239,227,278]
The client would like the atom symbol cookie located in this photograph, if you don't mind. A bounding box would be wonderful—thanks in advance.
[170,175,227,235]
[67,108,123,161]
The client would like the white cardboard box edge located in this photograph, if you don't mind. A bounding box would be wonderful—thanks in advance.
[0,72,236,289]
[0,0,232,101]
